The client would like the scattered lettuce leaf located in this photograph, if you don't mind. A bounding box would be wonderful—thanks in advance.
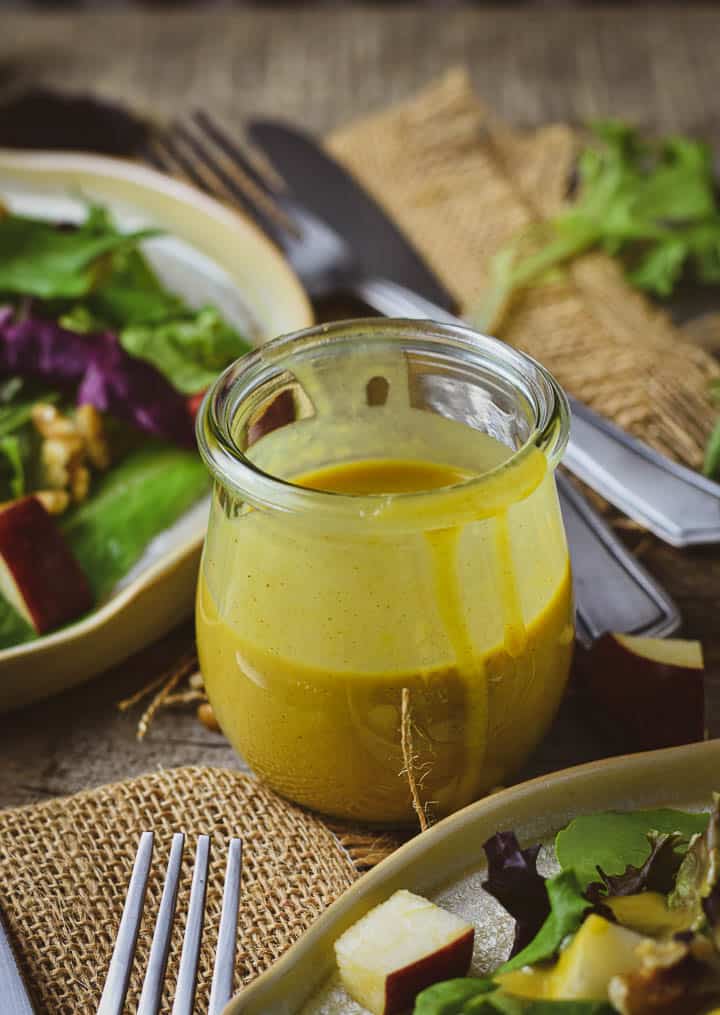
[0,309,194,445]
[499,869,589,974]
[120,306,250,394]
[585,831,687,905]
[555,809,708,890]
[482,832,549,956]
[0,208,155,300]
[473,121,720,334]
[61,443,208,600]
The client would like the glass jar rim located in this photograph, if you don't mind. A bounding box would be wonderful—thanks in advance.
[196,318,570,524]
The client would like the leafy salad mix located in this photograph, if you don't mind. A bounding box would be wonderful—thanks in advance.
[413,798,720,1013]
[0,198,251,649]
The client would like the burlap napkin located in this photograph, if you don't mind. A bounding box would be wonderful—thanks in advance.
[0,767,364,1014]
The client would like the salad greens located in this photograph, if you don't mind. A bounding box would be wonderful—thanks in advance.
[416,980,612,1015]
[62,444,208,601]
[555,808,708,889]
[413,799,720,1014]
[497,870,589,975]
[121,307,247,395]
[0,199,249,648]
[0,207,156,300]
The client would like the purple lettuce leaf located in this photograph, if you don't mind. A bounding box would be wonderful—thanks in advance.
[0,309,194,446]
[482,830,549,956]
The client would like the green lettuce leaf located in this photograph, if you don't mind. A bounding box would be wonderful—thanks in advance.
[87,247,185,328]
[61,444,209,600]
[555,809,707,890]
[414,978,496,1013]
[120,306,250,394]
[0,598,35,650]
[0,434,25,498]
[499,869,589,974]
[0,209,155,300]
[83,247,250,394]
[585,831,687,904]
[414,978,612,1014]
[472,121,720,334]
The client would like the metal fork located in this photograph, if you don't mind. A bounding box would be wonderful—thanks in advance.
[98,832,242,1015]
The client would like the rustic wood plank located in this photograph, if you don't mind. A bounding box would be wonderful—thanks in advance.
[0,5,719,811]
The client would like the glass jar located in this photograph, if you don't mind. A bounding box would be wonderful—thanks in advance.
[196,319,573,824]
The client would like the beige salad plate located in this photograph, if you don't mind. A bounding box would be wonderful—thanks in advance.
[225,739,720,1014]
[0,149,313,710]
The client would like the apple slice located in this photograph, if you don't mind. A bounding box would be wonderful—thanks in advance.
[334,889,474,1015]
[0,496,93,633]
[575,632,705,751]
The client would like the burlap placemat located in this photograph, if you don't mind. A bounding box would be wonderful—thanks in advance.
[0,766,364,1014]
[328,68,720,469]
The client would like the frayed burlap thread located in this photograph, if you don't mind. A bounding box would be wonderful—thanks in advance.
[0,767,362,1014]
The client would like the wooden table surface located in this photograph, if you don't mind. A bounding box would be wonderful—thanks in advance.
[1,4,719,812]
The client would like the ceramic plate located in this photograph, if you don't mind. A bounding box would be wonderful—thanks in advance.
[0,150,313,710]
[226,739,720,1014]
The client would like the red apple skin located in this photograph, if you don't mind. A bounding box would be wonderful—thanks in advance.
[575,634,705,751]
[383,928,474,1015]
[0,496,93,633]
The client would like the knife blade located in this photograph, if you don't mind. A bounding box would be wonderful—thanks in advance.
[0,906,36,1014]
[249,120,720,549]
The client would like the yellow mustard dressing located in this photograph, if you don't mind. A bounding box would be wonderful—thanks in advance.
[197,449,573,823]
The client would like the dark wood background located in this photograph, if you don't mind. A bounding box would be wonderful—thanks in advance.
[1,3,719,812]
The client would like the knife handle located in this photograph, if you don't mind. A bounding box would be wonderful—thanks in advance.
[354,276,720,548]
[557,473,680,647]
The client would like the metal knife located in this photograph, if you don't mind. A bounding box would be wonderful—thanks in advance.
[0,906,36,1014]
[249,120,720,549]
[247,119,682,642]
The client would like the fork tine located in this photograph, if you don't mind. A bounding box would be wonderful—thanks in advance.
[192,111,280,201]
[168,120,293,249]
[171,835,210,1015]
[141,140,170,174]
[97,831,154,1015]
[136,832,185,1015]
[208,838,243,1015]
[154,131,218,196]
